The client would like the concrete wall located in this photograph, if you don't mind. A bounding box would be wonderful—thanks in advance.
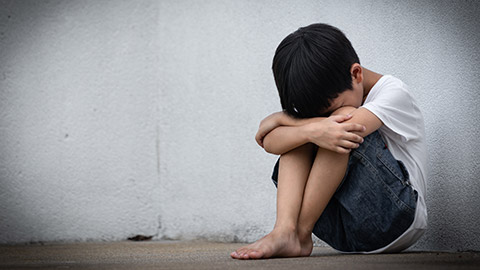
[0,0,161,242]
[1,0,479,251]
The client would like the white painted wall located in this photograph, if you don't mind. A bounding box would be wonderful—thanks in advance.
[0,1,161,242]
[1,0,479,251]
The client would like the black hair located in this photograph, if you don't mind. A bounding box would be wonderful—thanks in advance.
[272,23,360,118]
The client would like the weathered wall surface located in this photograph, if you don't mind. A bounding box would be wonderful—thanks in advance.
[0,0,161,242]
[1,0,479,251]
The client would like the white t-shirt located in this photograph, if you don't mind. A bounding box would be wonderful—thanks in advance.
[361,75,428,253]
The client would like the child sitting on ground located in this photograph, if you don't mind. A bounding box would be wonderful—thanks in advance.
[231,23,427,259]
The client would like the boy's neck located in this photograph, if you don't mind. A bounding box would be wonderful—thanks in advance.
[362,68,383,99]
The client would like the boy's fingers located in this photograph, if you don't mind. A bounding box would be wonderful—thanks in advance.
[345,133,364,143]
[335,146,351,154]
[339,140,360,149]
[344,123,366,132]
[330,114,352,123]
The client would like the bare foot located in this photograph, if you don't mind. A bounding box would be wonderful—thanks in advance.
[230,228,313,260]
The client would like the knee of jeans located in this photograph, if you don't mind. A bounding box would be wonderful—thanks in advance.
[352,131,384,155]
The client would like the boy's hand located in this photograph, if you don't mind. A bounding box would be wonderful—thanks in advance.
[255,112,286,147]
[305,114,365,154]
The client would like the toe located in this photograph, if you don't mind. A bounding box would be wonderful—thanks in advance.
[232,250,246,259]
[236,248,247,254]
[235,246,250,257]
[248,250,263,259]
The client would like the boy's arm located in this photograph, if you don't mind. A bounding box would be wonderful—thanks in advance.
[260,125,311,155]
[257,111,366,155]
[292,106,382,153]
[329,106,383,138]
[254,112,327,147]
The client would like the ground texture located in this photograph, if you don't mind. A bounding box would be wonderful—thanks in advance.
[0,241,479,269]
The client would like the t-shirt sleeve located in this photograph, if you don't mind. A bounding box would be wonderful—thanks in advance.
[362,85,421,142]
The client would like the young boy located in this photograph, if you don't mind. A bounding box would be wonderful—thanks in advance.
[231,23,427,259]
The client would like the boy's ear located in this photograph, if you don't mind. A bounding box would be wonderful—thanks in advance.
[350,63,363,84]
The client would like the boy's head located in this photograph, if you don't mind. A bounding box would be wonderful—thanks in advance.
[272,23,360,118]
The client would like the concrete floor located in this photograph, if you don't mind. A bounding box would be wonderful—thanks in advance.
[0,240,479,270]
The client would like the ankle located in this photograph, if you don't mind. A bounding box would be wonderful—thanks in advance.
[297,227,313,241]
[273,223,298,234]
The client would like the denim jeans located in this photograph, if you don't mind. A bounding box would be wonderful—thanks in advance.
[271,131,418,252]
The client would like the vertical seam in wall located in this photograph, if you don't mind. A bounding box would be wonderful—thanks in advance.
[155,111,162,237]
[154,0,162,239]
